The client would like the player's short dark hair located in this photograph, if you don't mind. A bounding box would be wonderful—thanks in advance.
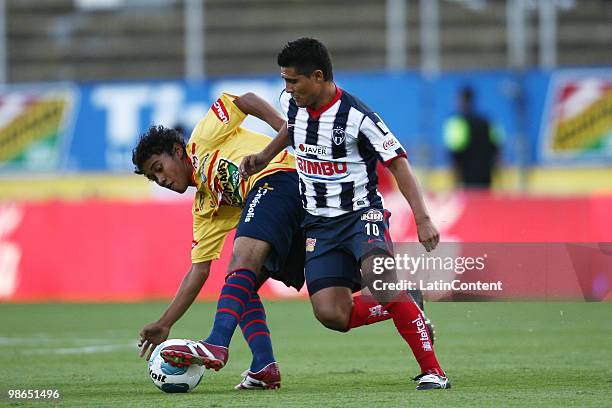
[277,37,333,81]
[132,125,186,175]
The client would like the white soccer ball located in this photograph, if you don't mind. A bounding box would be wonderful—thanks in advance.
[147,339,205,393]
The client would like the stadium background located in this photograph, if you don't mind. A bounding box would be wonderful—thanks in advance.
[0,1,611,406]
[0,0,610,302]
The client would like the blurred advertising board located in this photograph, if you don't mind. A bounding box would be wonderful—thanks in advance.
[540,70,612,164]
[0,84,78,171]
[0,68,610,173]
[1,193,610,302]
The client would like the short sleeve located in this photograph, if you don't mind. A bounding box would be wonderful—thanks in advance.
[190,93,247,147]
[359,112,407,166]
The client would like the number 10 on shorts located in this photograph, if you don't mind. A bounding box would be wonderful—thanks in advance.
[365,223,380,236]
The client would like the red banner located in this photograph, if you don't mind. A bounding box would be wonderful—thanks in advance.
[0,193,611,302]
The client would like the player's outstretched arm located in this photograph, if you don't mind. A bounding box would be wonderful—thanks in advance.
[239,124,291,178]
[387,157,440,252]
[138,261,211,360]
[234,92,285,132]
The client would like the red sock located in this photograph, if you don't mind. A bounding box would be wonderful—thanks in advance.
[348,295,392,329]
[386,292,445,376]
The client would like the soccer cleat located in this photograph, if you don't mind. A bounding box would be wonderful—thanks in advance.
[161,340,228,371]
[413,373,451,390]
[234,362,281,390]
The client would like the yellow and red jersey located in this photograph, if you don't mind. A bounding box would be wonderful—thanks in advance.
[187,93,295,263]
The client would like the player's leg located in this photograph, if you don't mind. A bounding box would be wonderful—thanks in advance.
[364,257,447,388]
[303,216,399,332]
[306,272,418,333]
[235,291,281,390]
[407,289,436,344]
[309,284,399,331]
[304,247,397,332]
[161,237,271,370]
[205,237,271,347]
[309,285,353,331]
[305,256,397,332]
[238,270,275,374]
[357,212,449,389]
[347,290,435,343]
[234,171,304,389]
[235,232,306,390]
[305,248,431,336]
[303,243,358,331]
[163,171,301,375]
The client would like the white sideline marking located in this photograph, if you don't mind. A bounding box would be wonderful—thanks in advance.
[31,342,136,355]
[0,336,130,345]
[0,337,136,354]
[0,337,57,345]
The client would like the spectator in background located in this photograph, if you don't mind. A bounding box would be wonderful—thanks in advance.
[443,86,501,189]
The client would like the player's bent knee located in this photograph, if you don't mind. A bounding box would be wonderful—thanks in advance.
[228,252,260,273]
[228,237,271,272]
[313,306,350,332]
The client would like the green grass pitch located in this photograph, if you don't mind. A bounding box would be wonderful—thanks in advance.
[1,301,611,407]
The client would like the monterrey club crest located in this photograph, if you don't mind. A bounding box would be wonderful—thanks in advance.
[332,127,346,146]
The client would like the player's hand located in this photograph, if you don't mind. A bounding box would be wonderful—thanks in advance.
[239,153,268,179]
[416,218,439,252]
[138,321,170,360]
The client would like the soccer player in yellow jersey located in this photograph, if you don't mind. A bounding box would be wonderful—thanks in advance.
[134,92,305,389]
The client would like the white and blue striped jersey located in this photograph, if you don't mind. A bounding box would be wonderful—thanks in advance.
[280,87,407,217]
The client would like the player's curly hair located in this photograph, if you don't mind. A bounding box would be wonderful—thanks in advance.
[132,125,186,175]
[277,37,333,81]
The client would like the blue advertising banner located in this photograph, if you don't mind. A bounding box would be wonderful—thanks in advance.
[0,68,609,173]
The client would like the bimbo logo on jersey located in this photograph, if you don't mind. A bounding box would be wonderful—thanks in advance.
[212,98,230,124]
[296,156,348,181]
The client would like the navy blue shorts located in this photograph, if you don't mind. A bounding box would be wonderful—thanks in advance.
[235,171,305,290]
[302,208,394,295]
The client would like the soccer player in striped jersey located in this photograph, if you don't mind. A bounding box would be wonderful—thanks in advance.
[240,38,450,390]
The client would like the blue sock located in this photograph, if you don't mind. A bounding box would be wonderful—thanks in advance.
[205,269,256,347]
[240,294,275,372]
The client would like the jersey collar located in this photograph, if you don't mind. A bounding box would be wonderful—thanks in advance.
[307,86,342,119]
